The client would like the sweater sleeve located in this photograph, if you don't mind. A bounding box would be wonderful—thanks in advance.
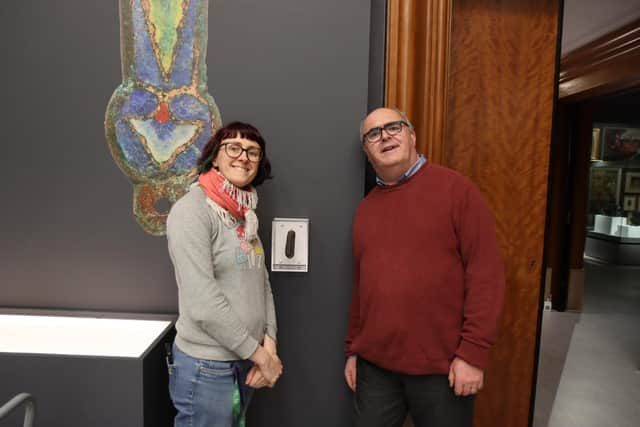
[167,201,259,360]
[453,182,505,369]
[263,268,278,341]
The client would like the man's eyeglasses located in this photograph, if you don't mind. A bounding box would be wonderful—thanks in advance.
[220,143,263,162]
[362,120,409,143]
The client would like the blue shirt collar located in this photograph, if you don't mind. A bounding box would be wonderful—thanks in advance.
[375,154,426,187]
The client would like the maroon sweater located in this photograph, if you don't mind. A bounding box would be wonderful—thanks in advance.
[345,163,505,374]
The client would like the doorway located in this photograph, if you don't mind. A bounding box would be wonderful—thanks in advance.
[533,13,640,425]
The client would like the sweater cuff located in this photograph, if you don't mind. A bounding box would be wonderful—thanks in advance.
[234,335,260,360]
[455,339,491,370]
[265,325,277,343]
[345,343,356,358]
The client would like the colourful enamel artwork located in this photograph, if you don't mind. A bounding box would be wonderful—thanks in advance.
[105,0,221,235]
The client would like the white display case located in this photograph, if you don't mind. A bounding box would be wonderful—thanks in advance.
[593,214,627,236]
[0,310,175,427]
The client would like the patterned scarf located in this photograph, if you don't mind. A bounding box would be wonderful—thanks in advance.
[198,169,259,241]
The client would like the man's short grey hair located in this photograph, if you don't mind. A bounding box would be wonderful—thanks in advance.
[359,108,414,141]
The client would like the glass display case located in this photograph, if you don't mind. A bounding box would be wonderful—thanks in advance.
[588,123,640,233]
[585,124,640,265]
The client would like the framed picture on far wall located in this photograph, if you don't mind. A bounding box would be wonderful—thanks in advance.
[623,195,636,211]
[625,171,640,193]
[601,126,640,161]
[588,167,621,215]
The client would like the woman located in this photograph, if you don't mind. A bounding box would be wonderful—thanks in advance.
[166,122,282,427]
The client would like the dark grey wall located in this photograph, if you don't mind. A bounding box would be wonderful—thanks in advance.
[365,0,387,193]
[1,0,375,425]
[1,1,172,313]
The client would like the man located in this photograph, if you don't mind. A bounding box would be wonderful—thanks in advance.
[344,108,505,427]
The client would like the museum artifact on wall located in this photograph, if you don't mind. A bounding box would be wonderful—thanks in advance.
[105,0,221,235]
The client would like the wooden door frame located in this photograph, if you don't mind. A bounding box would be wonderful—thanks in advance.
[385,0,452,165]
[559,18,640,102]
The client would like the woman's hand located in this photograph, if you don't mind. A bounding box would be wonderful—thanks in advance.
[263,335,280,361]
[249,345,283,387]
[246,366,268,388]
[247,335,281,388]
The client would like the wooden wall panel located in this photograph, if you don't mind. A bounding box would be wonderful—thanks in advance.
[444,1,560,426]
[386,0,452,164]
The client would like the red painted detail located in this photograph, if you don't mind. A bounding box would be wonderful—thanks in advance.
[155,102,171,123]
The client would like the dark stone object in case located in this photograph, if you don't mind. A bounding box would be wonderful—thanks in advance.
[285,230,296,259]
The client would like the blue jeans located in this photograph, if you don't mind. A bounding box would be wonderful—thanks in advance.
[168,343,255,427]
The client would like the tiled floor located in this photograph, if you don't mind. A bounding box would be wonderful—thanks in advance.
[533,261,640,427]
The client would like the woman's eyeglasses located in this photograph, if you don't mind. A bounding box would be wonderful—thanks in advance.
[220,143,262,162]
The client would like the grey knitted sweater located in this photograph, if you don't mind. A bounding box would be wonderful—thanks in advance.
[167,184,277,361]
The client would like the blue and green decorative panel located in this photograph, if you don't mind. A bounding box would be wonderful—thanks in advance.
[105,0,221,235]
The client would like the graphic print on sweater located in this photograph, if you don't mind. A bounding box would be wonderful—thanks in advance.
[235,239,264,269]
